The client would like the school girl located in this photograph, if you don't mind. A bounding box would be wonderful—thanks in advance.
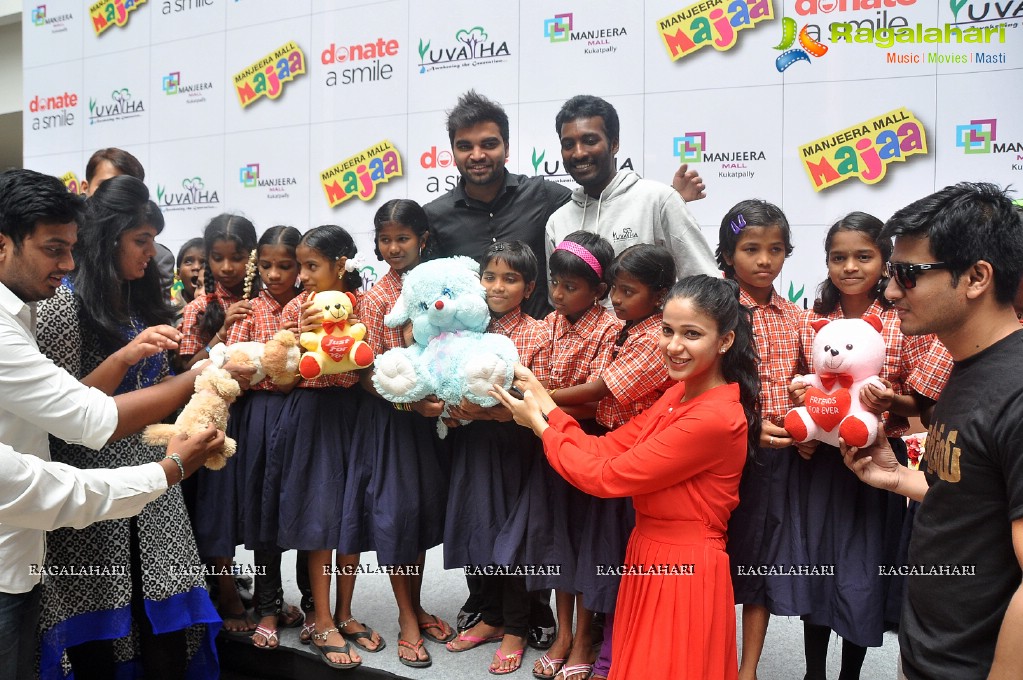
[792,212,946,680]
[441,241,552,675]
[177,214,257,633]
[339,199,454,669]
[264,224,379,670]
[714,200,808,680]
[529,232,621,680]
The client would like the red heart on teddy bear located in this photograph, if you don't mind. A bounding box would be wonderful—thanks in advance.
[320,335,354,362]
[804,387,851,432]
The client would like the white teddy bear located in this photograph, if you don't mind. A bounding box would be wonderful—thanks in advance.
[783,316,887,448]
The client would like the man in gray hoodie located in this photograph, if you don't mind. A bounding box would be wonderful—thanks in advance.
[545,95,718,280]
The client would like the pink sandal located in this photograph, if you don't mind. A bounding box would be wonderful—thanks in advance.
[252,624,279,650]
[446,631,504,652]
[490,647,525,675]
[532,652,566,678]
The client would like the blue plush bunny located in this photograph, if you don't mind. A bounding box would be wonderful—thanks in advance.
[371,256,520,437]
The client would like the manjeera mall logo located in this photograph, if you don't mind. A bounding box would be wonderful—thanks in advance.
[672,132,766,180]
[543,12,627,54]
[162,71,213,103]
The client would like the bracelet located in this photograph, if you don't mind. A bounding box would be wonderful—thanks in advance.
[166,453,185,484]
[548,388,558,397]
[393,402,414,412]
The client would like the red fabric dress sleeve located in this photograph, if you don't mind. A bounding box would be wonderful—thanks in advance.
[541,387,745,498]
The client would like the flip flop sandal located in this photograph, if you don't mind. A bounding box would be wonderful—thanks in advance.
[251,625,279,650]
[446,631,504,652]
[337,616,387,652]
[220,611,256,640]
[532,652,567,679]
[555,663,593,680]
[398,638,432,668]
[419,613,456,643]
[490,647,525,675]
[311,627,361,670]
[299,622,316,645]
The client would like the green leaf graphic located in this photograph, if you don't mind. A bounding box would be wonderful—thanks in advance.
[531,148,545,175]
[787,281,805,303]
[950,0,968,20]
[418,38,429,60]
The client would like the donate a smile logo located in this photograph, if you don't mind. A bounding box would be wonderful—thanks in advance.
[673,132,706,162]
[955,118,996,154]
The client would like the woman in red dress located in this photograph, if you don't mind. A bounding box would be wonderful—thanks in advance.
[493,275,761,680]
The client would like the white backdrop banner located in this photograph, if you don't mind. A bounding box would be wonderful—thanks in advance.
[22,0,1023,301]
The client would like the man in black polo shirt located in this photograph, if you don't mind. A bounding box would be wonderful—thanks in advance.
[424,90,705,319]
[841,182,1023,680]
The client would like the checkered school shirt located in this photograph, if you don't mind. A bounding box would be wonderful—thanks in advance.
[178,281,243,356]
[596,313,674,430]
[361,269,406,356]
[741,288,804,424]
[489,308,552,385]
[226,289,290,392]
[545,304,623,391]
[281,290,361,389]
[797,299,940,437]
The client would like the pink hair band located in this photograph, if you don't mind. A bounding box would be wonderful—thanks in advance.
[555,241,603,278]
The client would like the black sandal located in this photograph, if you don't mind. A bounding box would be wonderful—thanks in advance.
[337,616,386,652]
[311,627,361,670]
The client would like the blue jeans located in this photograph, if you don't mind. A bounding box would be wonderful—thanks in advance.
[0,584,42,680]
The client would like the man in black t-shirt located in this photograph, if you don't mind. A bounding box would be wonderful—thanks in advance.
[841,182,1023,680]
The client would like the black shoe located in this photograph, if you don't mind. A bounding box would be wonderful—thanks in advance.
[528,623,556,650]
[456,608,483,633]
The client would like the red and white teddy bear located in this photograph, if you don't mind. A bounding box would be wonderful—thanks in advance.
[784,315,886,449]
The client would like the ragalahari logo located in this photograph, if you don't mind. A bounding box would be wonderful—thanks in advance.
[955,118,996,154]
[657,0,773,62]
[240,163,259,187]
[545,14,573,42]
[673,132,706,163]
[773,17,829,71]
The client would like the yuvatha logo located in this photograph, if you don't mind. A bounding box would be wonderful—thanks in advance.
[673,132,706,162]
[955,118,997,153]
[773,17,829,71]
[545,14,573,42]
[417,26,510,74]
[156,177,220,212]
[88,88,145,125]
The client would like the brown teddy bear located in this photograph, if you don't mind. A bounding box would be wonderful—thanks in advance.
[144,330,300,470]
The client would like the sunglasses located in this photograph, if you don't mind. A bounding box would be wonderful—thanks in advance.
[884,261,951,290]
